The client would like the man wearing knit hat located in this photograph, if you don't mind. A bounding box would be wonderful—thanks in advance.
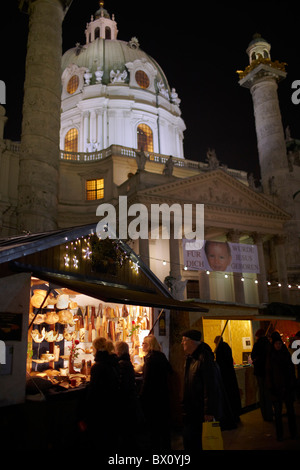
[181,329,216,450]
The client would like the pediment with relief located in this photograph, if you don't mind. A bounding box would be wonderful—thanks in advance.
[137,169,290,222]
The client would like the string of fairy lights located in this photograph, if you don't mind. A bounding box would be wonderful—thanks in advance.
[61,233,300,291]
[62,233,140,274]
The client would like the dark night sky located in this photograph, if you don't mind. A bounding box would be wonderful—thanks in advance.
[2,1,300,182]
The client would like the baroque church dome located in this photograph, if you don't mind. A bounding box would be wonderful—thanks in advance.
[60,2,185,158]
[61,27,170,93]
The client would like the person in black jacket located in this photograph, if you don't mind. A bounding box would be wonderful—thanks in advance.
[266,332,297,441]
[115,341,140,449]
[84,337,120,449]
[251,328,273,421]
[139,334,172,451]
[181,329,216,451]
[214,336,241,426]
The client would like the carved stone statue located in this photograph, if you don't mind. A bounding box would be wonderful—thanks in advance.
[268,176,277,196]
[169,276,188,300]
[134,149,147,171]
[95,67,104,83]
[206,148,219,170]
[171,88,181,105]
[163,156,174,176]
[247,172,256,189]
[110,69,127,83]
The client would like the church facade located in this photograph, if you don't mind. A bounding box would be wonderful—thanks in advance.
[1,1,300,311]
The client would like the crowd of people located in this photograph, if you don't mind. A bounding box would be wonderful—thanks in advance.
[251,328,300,442]
[77,327,299,451]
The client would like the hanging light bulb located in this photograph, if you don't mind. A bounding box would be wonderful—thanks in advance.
[83,247,92,260]
[64,254,70,268]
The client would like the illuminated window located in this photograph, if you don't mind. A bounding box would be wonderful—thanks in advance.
[135,70,150,89]
[67,75,79,95]
[137,124,153,152]
[64,128,78,152]
[86,179,104,201]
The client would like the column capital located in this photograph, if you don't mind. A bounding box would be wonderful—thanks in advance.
[274,235,287,246]
[251,232,265,244]
[226,229,241,243]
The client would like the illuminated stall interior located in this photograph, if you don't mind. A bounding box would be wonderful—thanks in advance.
[203,318,253,365]
[0,224,206,391]
[28,279,152,382]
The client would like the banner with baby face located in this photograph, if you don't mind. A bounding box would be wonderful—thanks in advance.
[183,239,260,273]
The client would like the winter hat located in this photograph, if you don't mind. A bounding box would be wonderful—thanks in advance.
[182,329,202,342]
[271,331,282,343]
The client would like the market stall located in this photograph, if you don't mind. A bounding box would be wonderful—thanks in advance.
[28,279,152,390]
[0,224,208,405]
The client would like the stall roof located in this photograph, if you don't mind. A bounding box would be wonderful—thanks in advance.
[0,224,208,313]
[259,302,300,322]
[12,263,208,311]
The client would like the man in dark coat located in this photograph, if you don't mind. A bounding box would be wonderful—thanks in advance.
[181,329,216,451]
[84,337,120,449]
[251,328,273,421]
[266,332,297,441]
[214,336,241,425]
[115,341,140,449]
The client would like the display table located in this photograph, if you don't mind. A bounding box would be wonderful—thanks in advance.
[235,364,259,409]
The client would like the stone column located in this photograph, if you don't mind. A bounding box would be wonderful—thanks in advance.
[0,106,7,140]
[90,110,96,144]
[274,236,289,303]
[227,230,245,304]
[139,237,150,268]
[250,78,289,193]
[252,232,268,304]
[103,107,108,149]
[169,237,181,280]
[96,109,103,149]
[83,111,90,151]
[198,270,210,300]
[17,0,71,233]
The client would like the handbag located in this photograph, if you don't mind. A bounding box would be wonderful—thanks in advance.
[202,420,224,450]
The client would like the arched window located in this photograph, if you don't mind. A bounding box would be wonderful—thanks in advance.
[105,27,111,39]
[67,75,79,95]
[95,27,100,39]
[64,128,78,153]
[263,50,269,59]
[137,124,153,152]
